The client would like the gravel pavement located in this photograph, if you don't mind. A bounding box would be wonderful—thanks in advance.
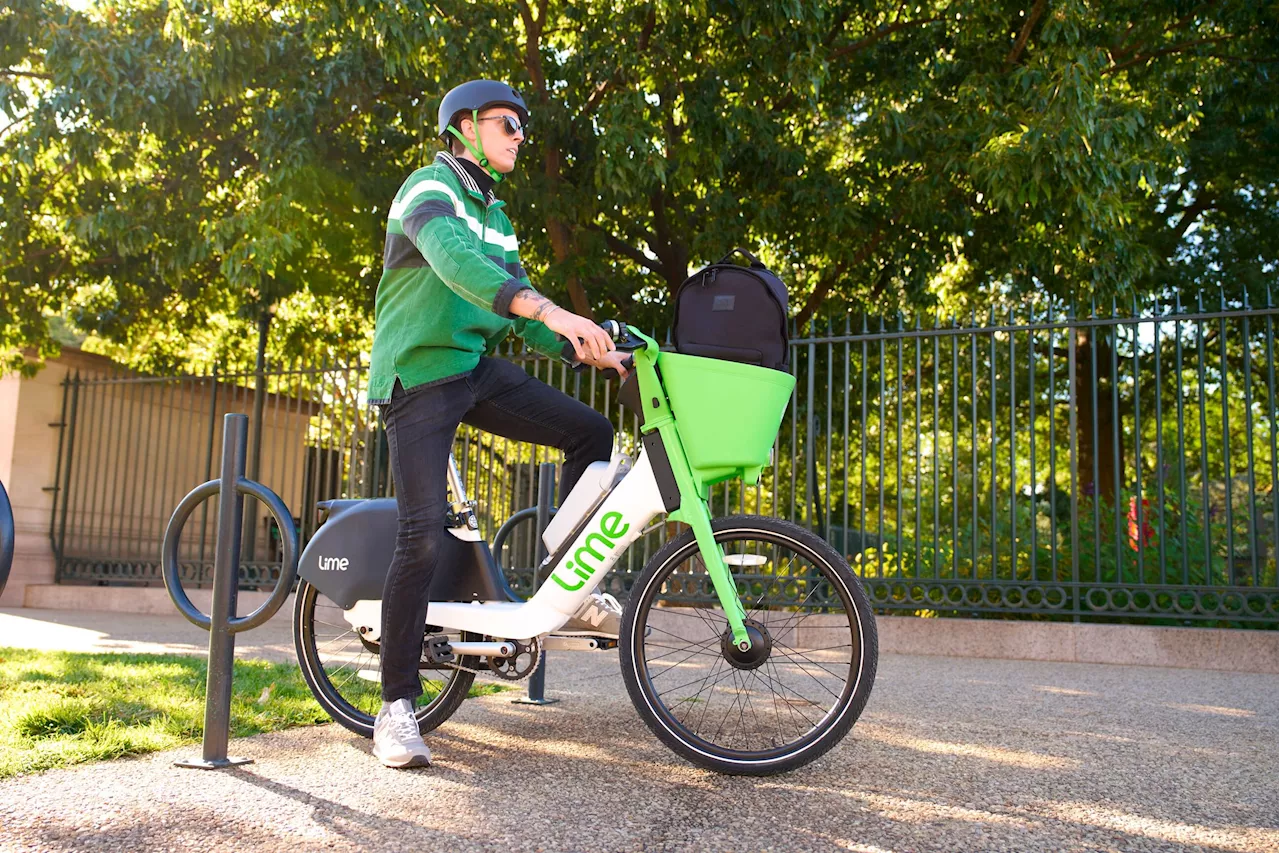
[0,608,1275,852]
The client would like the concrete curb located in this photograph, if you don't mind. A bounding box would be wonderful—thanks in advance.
[22,583,1278,673]
[25,582,293,619]
[878,614,1278,674]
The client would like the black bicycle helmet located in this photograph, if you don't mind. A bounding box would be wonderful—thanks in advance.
[436,80,529,141]
[436,80,529,182]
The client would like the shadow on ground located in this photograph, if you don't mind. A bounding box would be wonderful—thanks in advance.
[3,650,1275,852]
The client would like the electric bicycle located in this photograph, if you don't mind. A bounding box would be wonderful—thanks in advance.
[293,322,878,775]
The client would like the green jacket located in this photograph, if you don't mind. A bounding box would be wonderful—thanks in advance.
[367,151,563,403]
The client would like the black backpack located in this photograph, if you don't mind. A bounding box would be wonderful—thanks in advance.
[673,248,790,373]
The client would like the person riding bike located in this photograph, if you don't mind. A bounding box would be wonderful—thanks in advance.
[366,79,629,768]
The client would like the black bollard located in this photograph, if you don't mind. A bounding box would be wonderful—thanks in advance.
[177,414,253,769]
[513,462,559,706]
[162,412,298,770]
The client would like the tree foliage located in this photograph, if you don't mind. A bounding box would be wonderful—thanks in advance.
[1,0,1274,374]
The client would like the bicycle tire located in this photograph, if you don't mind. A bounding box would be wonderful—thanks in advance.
[619,515,878,775]
[293,580,476,738]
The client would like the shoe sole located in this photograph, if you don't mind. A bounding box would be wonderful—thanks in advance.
[373,749,432,769]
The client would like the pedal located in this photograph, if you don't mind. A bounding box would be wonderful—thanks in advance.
[423,633,456,664]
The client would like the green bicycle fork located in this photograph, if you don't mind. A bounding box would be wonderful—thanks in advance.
[630,331,752,650]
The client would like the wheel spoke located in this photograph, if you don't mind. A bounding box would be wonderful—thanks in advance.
[669,656,723,730]
[768,637,849,696]
[751,668,792,746]
[656,659,737,700]
[644,636,723,673]
[765,581,828,638]
[709,669,740,745]
[760,658,825,730]
[316,632,361,654]
[690,657,733,735]
[644,622,719,646]
[643,640,723,662]
[768,651,845,703]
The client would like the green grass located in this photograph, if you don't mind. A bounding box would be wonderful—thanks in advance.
[0,647,506,780]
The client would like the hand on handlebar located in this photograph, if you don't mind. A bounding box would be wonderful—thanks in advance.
[558,319,645,378]
[543,308,615,362]
[583,350,631,379]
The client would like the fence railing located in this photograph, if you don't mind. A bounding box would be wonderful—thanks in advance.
[50,293,1278,626]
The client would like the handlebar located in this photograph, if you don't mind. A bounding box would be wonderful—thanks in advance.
[559,320,648,369]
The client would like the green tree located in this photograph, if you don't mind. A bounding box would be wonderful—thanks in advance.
[1,0,1274,376]
[1,0,408,374]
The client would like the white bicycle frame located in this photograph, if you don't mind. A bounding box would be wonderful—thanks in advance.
[342,447,666,643]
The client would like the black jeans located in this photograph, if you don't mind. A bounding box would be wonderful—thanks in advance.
[378,357,613,702]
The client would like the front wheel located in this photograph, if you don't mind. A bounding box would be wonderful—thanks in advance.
[620,515,878,775]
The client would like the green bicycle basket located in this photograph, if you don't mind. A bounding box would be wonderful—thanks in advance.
[657,352,796,491]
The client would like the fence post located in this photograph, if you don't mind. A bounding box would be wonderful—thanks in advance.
[54,372,80,582]
[513,462,559,706]
[198,366,219,583]
[1068,315,1080,623]
[244,313,270,564]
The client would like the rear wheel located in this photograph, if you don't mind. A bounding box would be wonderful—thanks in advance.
[293,580,476,737]
[620,515,878,775]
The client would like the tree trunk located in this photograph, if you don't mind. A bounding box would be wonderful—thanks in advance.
[1076,328,1123,506]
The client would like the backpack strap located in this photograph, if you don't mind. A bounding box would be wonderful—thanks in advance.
[716,247,766,268]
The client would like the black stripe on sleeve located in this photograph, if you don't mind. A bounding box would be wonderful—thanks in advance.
[401,199,460,242]
[383,233,429,270]
[485,254,524,279]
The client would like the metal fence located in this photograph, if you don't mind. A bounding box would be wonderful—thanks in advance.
[49,293,1278,626]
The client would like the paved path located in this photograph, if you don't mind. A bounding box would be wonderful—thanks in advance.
[0,606,298,663]
[0,608,1276,852]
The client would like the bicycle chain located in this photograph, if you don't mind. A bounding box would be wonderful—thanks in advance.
[437,637,543,682]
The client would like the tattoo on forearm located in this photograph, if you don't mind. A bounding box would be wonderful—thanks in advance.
[512,289,559,323]
[529,296,557,322]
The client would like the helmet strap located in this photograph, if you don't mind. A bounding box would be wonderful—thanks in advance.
[446,109,504,184]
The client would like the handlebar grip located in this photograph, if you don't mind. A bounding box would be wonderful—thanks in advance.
[560,339,590,371]
[561,320,624,360]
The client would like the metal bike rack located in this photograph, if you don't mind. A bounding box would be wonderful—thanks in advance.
[511,462,559,706]
[160,413,299,769]
[0,479,14,601]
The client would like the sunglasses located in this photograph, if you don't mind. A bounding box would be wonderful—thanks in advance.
[476,115,527,138]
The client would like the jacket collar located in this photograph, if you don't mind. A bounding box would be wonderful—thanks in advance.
[436,151,497,206]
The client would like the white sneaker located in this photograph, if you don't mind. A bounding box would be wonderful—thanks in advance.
[559,592,624,637]
[372,698,432,768]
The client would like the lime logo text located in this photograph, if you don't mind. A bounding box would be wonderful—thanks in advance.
[551,512,630,591]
